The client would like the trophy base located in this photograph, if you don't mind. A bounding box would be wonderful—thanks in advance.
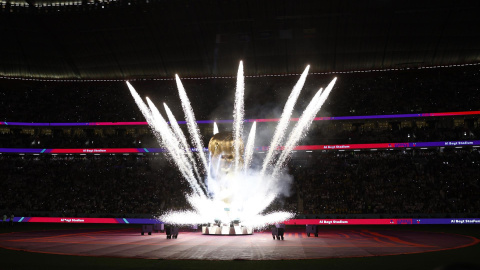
[202,225,253,235]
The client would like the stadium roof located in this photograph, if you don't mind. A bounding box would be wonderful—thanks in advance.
[1,0,479,80]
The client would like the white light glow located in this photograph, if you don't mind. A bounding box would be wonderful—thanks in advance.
[243,121,256,171]
[175,75,209,172]
[164,102,202,182]
[127,62,335,228]
[233,61,245,173]
[261,65,310,176]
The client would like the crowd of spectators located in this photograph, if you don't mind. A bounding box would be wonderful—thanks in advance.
[1,149,479,218]
[1,116,478,148]
[1,65,480,218]
[0,155,190,217]
[302,118,479,145]
[0,127,158,148]
[1,65,480,123]
[292,148,480,216]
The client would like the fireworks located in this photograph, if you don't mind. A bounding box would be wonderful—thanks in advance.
[127,62,336,228]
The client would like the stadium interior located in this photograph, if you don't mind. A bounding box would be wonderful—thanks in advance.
[0,1,479,269]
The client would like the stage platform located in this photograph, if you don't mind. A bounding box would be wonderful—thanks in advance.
[0,228,477,260]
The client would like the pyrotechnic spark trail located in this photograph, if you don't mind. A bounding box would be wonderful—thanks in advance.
[272,78,337,178]
[175,75,209,172]
[243,121,256,171]
[164,102,203,187]
[126,82,164,148]
[146,97,205,197]
[128,62,336,228]
[233,61,245,172]
[261,65,310,176]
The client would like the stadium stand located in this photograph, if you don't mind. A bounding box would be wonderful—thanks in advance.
[1,148,479,218]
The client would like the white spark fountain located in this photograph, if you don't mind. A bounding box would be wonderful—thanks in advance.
[233,61,245,173]
[164,102,203,186]
[175,75,209,172]
[127,62,336,229]
[260,65,310,177]
[271,79,337,179]
[146,97,206,198]
[243,121,256,172]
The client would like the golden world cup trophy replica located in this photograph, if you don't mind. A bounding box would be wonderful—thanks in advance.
[202,132,253,235]
[208,132,243,210]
